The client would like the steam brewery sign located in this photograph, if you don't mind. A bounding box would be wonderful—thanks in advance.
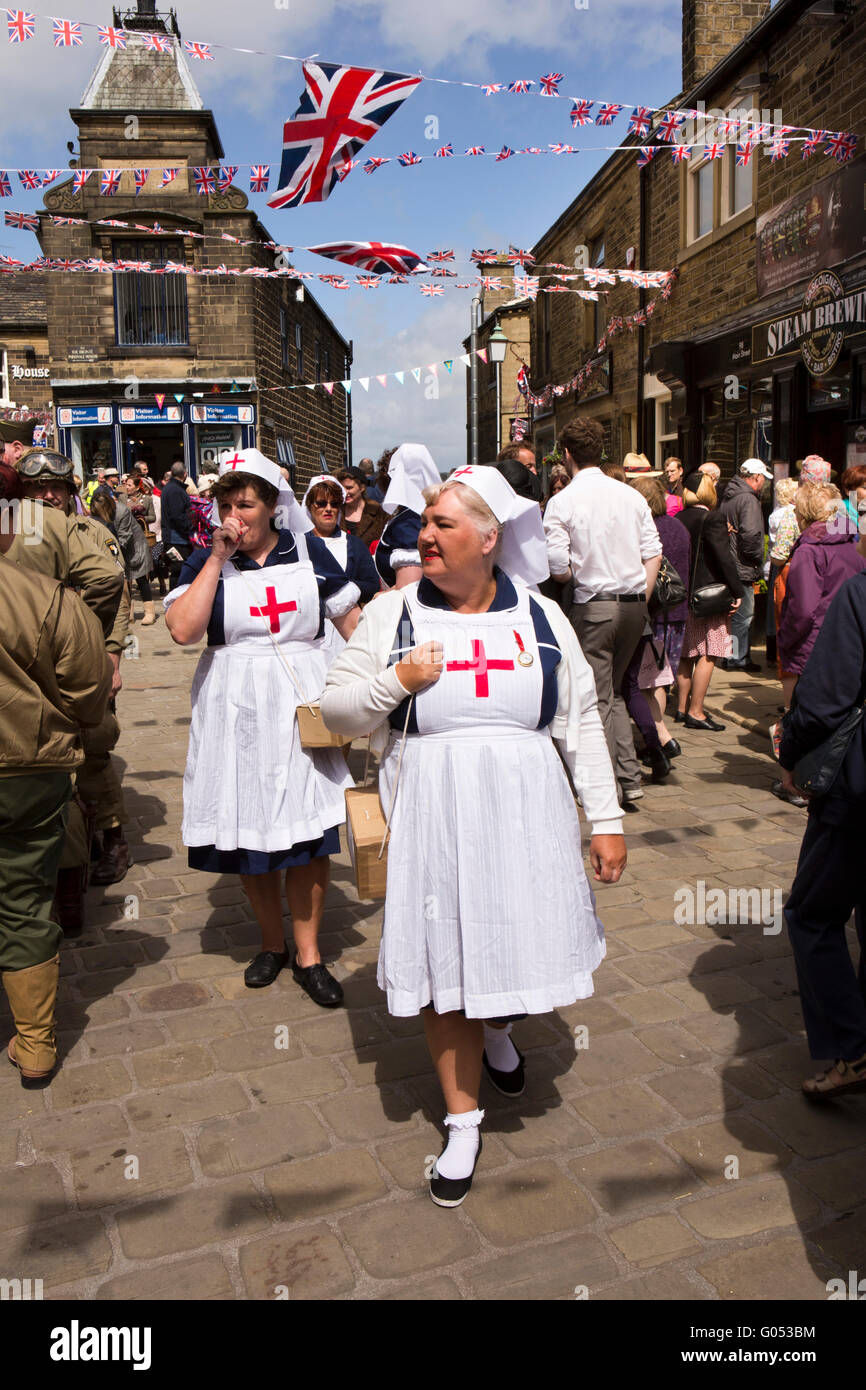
[751,271,866,376]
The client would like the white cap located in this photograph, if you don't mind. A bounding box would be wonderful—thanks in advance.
[444,463,550,587]
[211,447,313,532]
[382,443,441,515]
[740,458,773,480]
[302,473,347,514]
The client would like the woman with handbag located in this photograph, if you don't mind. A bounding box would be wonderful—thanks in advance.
[675,471,744,731]
[321,466,625,1207]
[164,450,362,1003]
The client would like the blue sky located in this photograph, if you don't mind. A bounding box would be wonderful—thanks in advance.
[0,0,683,471]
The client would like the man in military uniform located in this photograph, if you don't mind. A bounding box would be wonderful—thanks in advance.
[9,449,131,930]
[0,418,33,471]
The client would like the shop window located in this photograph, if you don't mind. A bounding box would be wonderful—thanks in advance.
[295,323,304,379]
[690,158,715,242]
[656,396,679,469]
[703,386,723,420]
[279,307,289,371]
[276,435,296,487]
[727,147,753,219]
[807,369,850,412]
[113,240,188,347]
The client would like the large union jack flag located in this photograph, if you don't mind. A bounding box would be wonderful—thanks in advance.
[249,165,270,192]
[7,9,35,42]
[98,24,126,48]
[5,210,38,230]
[268,62,421,210]
[307,241,426,275]
[570,100,593,127]
[52,18,82,47]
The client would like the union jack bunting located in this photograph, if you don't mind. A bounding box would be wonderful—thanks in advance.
[356,276,380,287]
[507,248,535,265]
[657,111,685,142]
[97,24,126,48]
[470,249,498,264]
[744,122,770,142]
[387,274,407,283]
[712,118,738,139]
[0,173,11,197]
[420,283,443,295]
[570,100,593,126]
[430,267,457,276]
[5,210,38,230]
[544,285,569,293]
[583,267,616,287]
[801,130,826,159]
[507,79,533,93]
[145,33,172,52]
[549,143,574,154]
[41,170,60,185]
[184,40,213,60]
[363,156,389,173]
[465,146,485,156]
[770,139,790,162]
[735,141,754,167]
[48,257,81,270]
[217,167,238,191]
[496,146,515,161]
[703,143,725,160]
[307,240,426,275]
[481,83,502,95]
[249,165,270,192]
[268,62,421,210]
[478,276,502,290]
[100,169,121,196]
[636,146,657,167]
[628,107,653,137]
[51,215,85,224]
[6,10,35,42]
[521,146,543,155]
[161,167,179,187]
[672,143,692,164]
[539,72,563,96]
[427,249,454,262]
[193,167,215,194]
[595,103,623,125]
[18,170,40,189]
[337,159,359,180]
[513,275,539,298]
[72,169,92,192]
[434,144,453,158]
[134,168,149,194]
[52,19,82,46]
[397,151,421,165]
[826,131,857,162]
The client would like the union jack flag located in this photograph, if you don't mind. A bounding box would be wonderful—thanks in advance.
[508,79,533,94]
[185,40,213,60]
[268,62,421,210]
[481,83,503,96]
[161,167,179,187]
[363,156,389,173]
[826,131,857,162]
[801,129,826,159]
[507,248,534,265]
[49,257,81,270]
[595,103,623,126]
[584,267,616,287]
[18,170,40,189]
[52,19,82,47]
[5,210,38,230]
[539,72,563,96]
[217,166,238,191]
[657,111,685,142]
[672,143,692,164]
[636,146,657,167]
[703,143,725,160]
[307,240,426,275]
[430,267,457,277]
[628,107,653,137]
[570,100,593,126]
[0,173,11,197]
[420,283,443,295]
[479,276,502,290]
[513,274,539,298]
[337,159,358,181]
[712,117,738,140]
[522,146,543,156]
[98,24,126,48]
[427,249,454,262]
[356,276,380,288]
[398,151,421,166]
[41,170,60,185]
[72,169,92,192]
[51,215,85,224]
[145,33,172,52]
[193,166,215,195]
[735,141,754,167]
[249,165,270,192]
[134,168,149,194]
[6,10,35,43]
[471,249,498,264]
[770,139,790,162]
[434,144,453,158]
[549,143,574,154]
[101,169,121,196]
[465,146,485,156]
[496,146,515,161]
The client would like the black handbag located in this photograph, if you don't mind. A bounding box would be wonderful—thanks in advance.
[688,514,733,617]
[787,701,866,798]
[650,555,687,613]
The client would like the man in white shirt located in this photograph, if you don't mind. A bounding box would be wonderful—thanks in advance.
[544,417,662,805]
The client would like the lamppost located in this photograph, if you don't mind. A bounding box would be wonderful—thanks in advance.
[488,322,508,455]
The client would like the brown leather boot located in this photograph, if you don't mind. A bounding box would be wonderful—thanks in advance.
[90,826,130,885]
[3,955,60,1087]
[140,601,157,626]
[53,866,85,936]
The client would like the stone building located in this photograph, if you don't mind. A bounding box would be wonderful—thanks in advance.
[528,0,866,479]
[29,2,351,486]
[0,276,50,430]
[463,263,532,463]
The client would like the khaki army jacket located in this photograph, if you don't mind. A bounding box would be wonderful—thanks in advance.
[5,503,126,649]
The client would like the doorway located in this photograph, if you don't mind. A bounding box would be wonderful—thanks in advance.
[122,425,185,483]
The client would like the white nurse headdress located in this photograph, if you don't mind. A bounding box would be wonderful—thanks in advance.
[445,463,550,587]
[382,442,441,516]
[212,447,313,534]
[302,473,347,517]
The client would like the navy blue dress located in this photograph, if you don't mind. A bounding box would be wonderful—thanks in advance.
[374,508,423,588]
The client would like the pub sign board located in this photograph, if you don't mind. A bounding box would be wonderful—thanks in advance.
[751,272,866,376]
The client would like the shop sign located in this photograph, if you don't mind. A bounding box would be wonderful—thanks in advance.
[56,405,112,427]
[67,347,99,363]
[751,272,866,376]
[756,156,866,298]
[11,365,50,380]
[118,405,182,423]
[190,404,254,424]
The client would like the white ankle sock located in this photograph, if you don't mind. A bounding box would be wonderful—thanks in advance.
[436,1108,484,1180]
[483,1021,519,1073]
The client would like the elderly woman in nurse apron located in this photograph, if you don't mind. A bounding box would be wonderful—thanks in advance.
[374,442,441,589]
[301,474,380,666]
[164,450,361,1006]
[321,466,626,1206]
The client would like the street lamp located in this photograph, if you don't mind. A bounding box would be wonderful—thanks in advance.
[488,323,508,454]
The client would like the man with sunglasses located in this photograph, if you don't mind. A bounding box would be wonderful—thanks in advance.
[8,449,129,929]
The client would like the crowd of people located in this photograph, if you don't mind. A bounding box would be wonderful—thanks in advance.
[2,416,865,1212]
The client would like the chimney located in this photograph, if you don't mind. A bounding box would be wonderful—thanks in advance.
[682,0,771,92]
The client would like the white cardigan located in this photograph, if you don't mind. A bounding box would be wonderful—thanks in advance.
[320,585,624,835]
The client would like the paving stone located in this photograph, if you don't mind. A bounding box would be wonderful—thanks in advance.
[617,923,695,952]
[552,998,634,1038]
[757,1093,866,1159]
[162,1006,246,1042]
[794,1148,866,1212]
[29,1104,130,1157]
[464,1159,595,1247]
[569,1140,700,1218]
[679,1007,787,1057]
[495,1103,595,1158]
[663,975,763,1012]
[173,952,245,981]
[698,1234,839,1300]
[681,1174,819,1239]
[318,1085,421,1143]
[74,962,173,997]
[49,1058,133,1110]
[648,1070,739,1120]
[0,1162,68,1232]
[339,1037,435,1086]
[465,1233,616,1299]
[54,995,130,1029]
[617,989,692,1025]
[594,1269,709,1300]
[373,1275,462,1300]
[95,1254,234,1301]
[609,1213,701,1268]
[665,1116,794,1185]
[115,1177,272,1259]
[137,982,211,1012]
[571,1082,674,1138]
[210,1025,303,1071]
[0,1215,112,1289]
[197,1103,330,1177]
[615,954,683,986]
[265,1148,388,1221]
[246,1056,346,1105]
[340,1198,479,1278]
[126,1076,250,1130]
[72,1130,193,1208]
[721,1059,781,1100]
[132,1042,214,1089]
[292,1008,389,1056]
[570,1032,660,1087]
[83,1020,166,1059]
[239,1223,356,1300]
[809,1209,866,1273]
[634,1023,711,1067]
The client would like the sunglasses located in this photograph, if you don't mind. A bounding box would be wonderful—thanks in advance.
[309,499,340,510]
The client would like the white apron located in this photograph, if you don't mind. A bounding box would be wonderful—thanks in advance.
[182,535,352,853]
[378,582,605,1018]
[317,532,349,666]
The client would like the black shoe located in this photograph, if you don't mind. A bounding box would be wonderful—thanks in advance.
[684,713,726,732]
[429,1134,483,1208]
[647,746,672,782]
[292,955,344,1008]
[741,660,763,673]
[244,949,289,988]
[640,738,682,766]
[482,1045,526,1097]
[674,710,688,723]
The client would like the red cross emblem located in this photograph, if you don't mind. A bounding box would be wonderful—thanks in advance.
[225,452,246,469]
[446,639,514,698]
[249,587,297,634]
[451,466,476,478]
